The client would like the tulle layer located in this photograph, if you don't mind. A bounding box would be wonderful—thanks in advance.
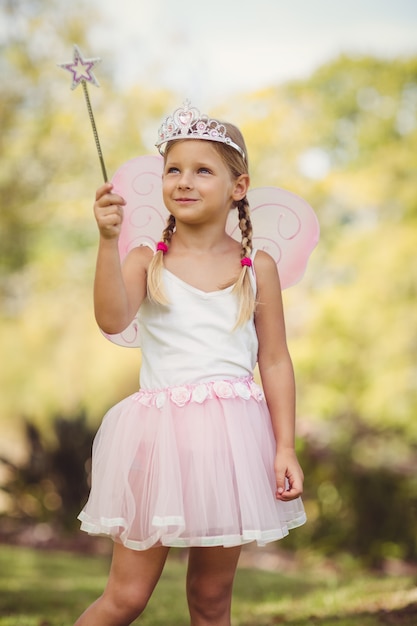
[78,377,306,550]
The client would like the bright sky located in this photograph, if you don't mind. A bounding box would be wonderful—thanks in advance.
[90,0,417,105]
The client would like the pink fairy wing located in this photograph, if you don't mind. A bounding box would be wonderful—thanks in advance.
[113,155,166,261]
[103,156,319,347]
[226,186,319,290]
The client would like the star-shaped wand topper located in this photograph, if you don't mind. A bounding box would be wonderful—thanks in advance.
[58,44,101,90]
[58,45,108,181]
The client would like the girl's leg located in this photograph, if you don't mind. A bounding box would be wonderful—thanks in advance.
[74,542,170,626]
[186,546,241,626]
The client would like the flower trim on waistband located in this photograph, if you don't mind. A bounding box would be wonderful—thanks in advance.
[134,377,264,409]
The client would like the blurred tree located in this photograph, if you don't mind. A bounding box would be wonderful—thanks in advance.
[0,413,95,533]
[0,0,97,275]
[0,0,167,284]
[290,417,417,567]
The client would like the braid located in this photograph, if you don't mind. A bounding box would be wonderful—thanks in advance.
[146,214,176,304]
[232,197,256,327]
[237,197,253,259]
[162,214,176,245]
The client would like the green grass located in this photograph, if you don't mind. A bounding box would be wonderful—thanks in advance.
[0,544,416,625]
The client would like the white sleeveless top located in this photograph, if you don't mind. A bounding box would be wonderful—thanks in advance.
[138,255,259,390]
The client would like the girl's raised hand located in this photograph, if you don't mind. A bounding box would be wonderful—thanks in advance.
[94,183,126,239]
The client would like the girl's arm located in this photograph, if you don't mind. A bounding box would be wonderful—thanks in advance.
[254,250,304,502]
[93,183,152,334]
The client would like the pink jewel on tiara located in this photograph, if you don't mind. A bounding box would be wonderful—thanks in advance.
[155,100,246,161]
[156,241,168,253]
[240,257,252,267]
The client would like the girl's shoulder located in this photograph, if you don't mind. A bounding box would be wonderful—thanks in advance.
[253,249,282,296]
[124,243,154,268]
[122,245,155,287]
[253,248,278,276]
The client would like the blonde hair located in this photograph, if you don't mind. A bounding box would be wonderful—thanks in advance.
[147,122,255,326]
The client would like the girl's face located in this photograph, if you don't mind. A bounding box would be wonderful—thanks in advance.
[162,140,248,226]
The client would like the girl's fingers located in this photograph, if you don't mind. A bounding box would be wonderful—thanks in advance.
[93,184,126,240]
[93,184,125,238]
[95,184,126,208]
[276,479,303,501]
[97,206,123,231]
[274,461,304,501]
[95,182,113,199]
[97,194,126,210]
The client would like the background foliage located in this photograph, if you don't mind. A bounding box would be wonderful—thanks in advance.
[1,0,416,567]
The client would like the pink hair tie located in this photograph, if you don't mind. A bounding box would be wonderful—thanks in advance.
[241,256,252,268]
[156,241,168,254]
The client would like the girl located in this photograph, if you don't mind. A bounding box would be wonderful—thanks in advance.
[75,103,306,626]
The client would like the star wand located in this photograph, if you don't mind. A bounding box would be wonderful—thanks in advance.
[58,45,108,182]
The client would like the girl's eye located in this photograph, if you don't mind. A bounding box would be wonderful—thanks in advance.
[167,166,180,174]
[198,167,211,174]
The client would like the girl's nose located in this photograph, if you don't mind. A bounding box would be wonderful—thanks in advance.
[177,171,193,189]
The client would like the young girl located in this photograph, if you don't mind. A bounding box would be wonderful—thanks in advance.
[75,103,306,626]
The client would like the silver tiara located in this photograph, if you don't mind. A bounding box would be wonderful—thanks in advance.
[155,100,246,160]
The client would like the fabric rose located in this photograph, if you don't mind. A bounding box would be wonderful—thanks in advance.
[250,381,264,402]
[155,392,167,409]
[137,392,153,407]
[170,386,191,407]
[213,381,234,399]
[191,384,209,404]
[234,381,251,400]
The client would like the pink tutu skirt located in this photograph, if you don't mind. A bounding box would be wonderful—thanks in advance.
[78,376,306,550]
